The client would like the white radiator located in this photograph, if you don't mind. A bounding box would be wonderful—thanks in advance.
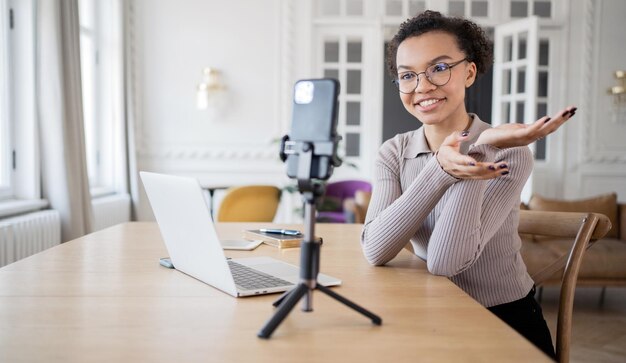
[0,210,61,268]
[92,193,131,231]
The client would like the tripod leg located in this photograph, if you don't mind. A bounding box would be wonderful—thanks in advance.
[258,283,309,339]
[272,288,293,307]
[316,284,382,325]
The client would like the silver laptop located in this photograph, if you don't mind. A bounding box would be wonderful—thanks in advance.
[140,171,341,297]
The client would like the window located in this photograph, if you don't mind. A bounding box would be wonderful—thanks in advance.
[449,1,465,17]
[318,0,364,17]
[510,0,552,19]
[0,0,42,212]
[322,36,365,159]
[384,0,427,17]
[1,0,124,217]
[534,37,550,161]
[79,0,98,188]
[78,0,124,196]
[0,1,11,200]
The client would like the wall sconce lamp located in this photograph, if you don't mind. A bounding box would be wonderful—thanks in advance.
[608,70,626,123]
[196,67,227,110]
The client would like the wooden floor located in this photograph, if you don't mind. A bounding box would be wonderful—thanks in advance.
[539,286,626,362]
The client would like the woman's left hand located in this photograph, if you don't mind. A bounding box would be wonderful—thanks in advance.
[475,106,576,149]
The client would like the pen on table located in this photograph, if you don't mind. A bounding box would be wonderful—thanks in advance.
[259,228,302,236]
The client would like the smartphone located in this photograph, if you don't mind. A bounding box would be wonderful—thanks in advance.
[286,79,340,180]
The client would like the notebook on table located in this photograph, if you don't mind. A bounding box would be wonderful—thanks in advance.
[140,171,341,297]
[243,229,304,248]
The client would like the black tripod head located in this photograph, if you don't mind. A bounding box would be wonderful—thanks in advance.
[279,135,342,200]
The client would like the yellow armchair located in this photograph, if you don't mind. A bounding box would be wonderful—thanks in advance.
[217,185,281,222]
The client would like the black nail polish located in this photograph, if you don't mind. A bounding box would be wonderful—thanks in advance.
[461,131,469,137]
[569,111,576,117]
[499,164,508,169]
[544,117,551,123]
[570,107,578,113]
[488,165,496,171]
[501,171,509,175]
[561,111,570,118]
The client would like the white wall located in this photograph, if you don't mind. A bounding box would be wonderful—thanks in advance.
[563,0,626,201]
[131,0,297,220]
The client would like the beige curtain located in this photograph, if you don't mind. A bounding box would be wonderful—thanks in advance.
[36,0,93,241]
[122,0,140,220]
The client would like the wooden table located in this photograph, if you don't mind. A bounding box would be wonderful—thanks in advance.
[0,222,551,362]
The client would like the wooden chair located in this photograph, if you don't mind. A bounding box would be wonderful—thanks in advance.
[518,210,612,363]
[217,185,281,222]
[342,190,372,223]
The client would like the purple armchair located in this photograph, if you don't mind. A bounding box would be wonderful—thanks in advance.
[317,180,372,223]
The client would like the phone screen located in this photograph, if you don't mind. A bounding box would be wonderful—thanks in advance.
[290,79,339,142]
[286,79,340,180]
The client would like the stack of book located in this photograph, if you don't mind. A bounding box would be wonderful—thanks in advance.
[243,229,305,248]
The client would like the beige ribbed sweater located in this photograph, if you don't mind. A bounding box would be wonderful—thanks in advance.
[361,115,535,307]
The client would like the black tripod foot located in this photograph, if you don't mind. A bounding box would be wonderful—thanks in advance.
[258,283,382,339]
[257,177,381,339]
[317,284,382,325]
[258,283,309,339]
[272,289,292,307]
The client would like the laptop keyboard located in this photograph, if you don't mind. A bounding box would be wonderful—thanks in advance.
[227,260,293,291]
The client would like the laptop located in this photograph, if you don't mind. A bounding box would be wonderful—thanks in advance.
[140,171,341,297]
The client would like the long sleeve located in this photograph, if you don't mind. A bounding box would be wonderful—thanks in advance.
[360,136,458,265]
[425,145,533,276]
[359,117,536,307]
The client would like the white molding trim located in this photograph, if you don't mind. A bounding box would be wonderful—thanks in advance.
[579,171,626,200]
[581,0,626,164]
[137,146,277,161]
[580,155,626,164]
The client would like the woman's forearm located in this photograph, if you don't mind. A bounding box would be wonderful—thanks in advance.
[426,145,533,276]
[361,156,457,265]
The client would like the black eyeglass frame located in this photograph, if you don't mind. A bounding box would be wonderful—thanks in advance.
[392,58,468,94]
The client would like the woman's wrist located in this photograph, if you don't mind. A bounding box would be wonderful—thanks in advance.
[435,151,461,180]
[468,143,499,161]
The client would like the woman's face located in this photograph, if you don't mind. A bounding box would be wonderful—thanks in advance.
[395,31,476,127]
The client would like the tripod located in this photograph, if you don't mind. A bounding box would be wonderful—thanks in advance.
[257,141,382,339]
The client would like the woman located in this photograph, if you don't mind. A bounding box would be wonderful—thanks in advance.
[361,11,575,359]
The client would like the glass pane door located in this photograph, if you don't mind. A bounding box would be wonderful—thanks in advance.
[317,28,372,177]
[492,16,538,202]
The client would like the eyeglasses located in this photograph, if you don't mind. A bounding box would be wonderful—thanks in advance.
[393,58,467,94]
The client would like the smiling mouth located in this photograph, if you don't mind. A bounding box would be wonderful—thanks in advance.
[416,98,444,107]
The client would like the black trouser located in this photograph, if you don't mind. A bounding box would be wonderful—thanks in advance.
[488,286,556,360]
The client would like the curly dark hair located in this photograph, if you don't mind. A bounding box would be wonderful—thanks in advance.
[386,10,493,80]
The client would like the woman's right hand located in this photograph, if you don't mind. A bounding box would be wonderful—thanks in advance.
[436,131,509,180]
[474,106,576,149]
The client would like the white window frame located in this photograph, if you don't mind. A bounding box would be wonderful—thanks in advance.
[492,16,539,203]
[0,0,43,218]
[0,0,11,200]
[530,28,568,198]
[504,0,558,21]
[313,25,379,180]
[79,0,100,190]
[78,0,126,198]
